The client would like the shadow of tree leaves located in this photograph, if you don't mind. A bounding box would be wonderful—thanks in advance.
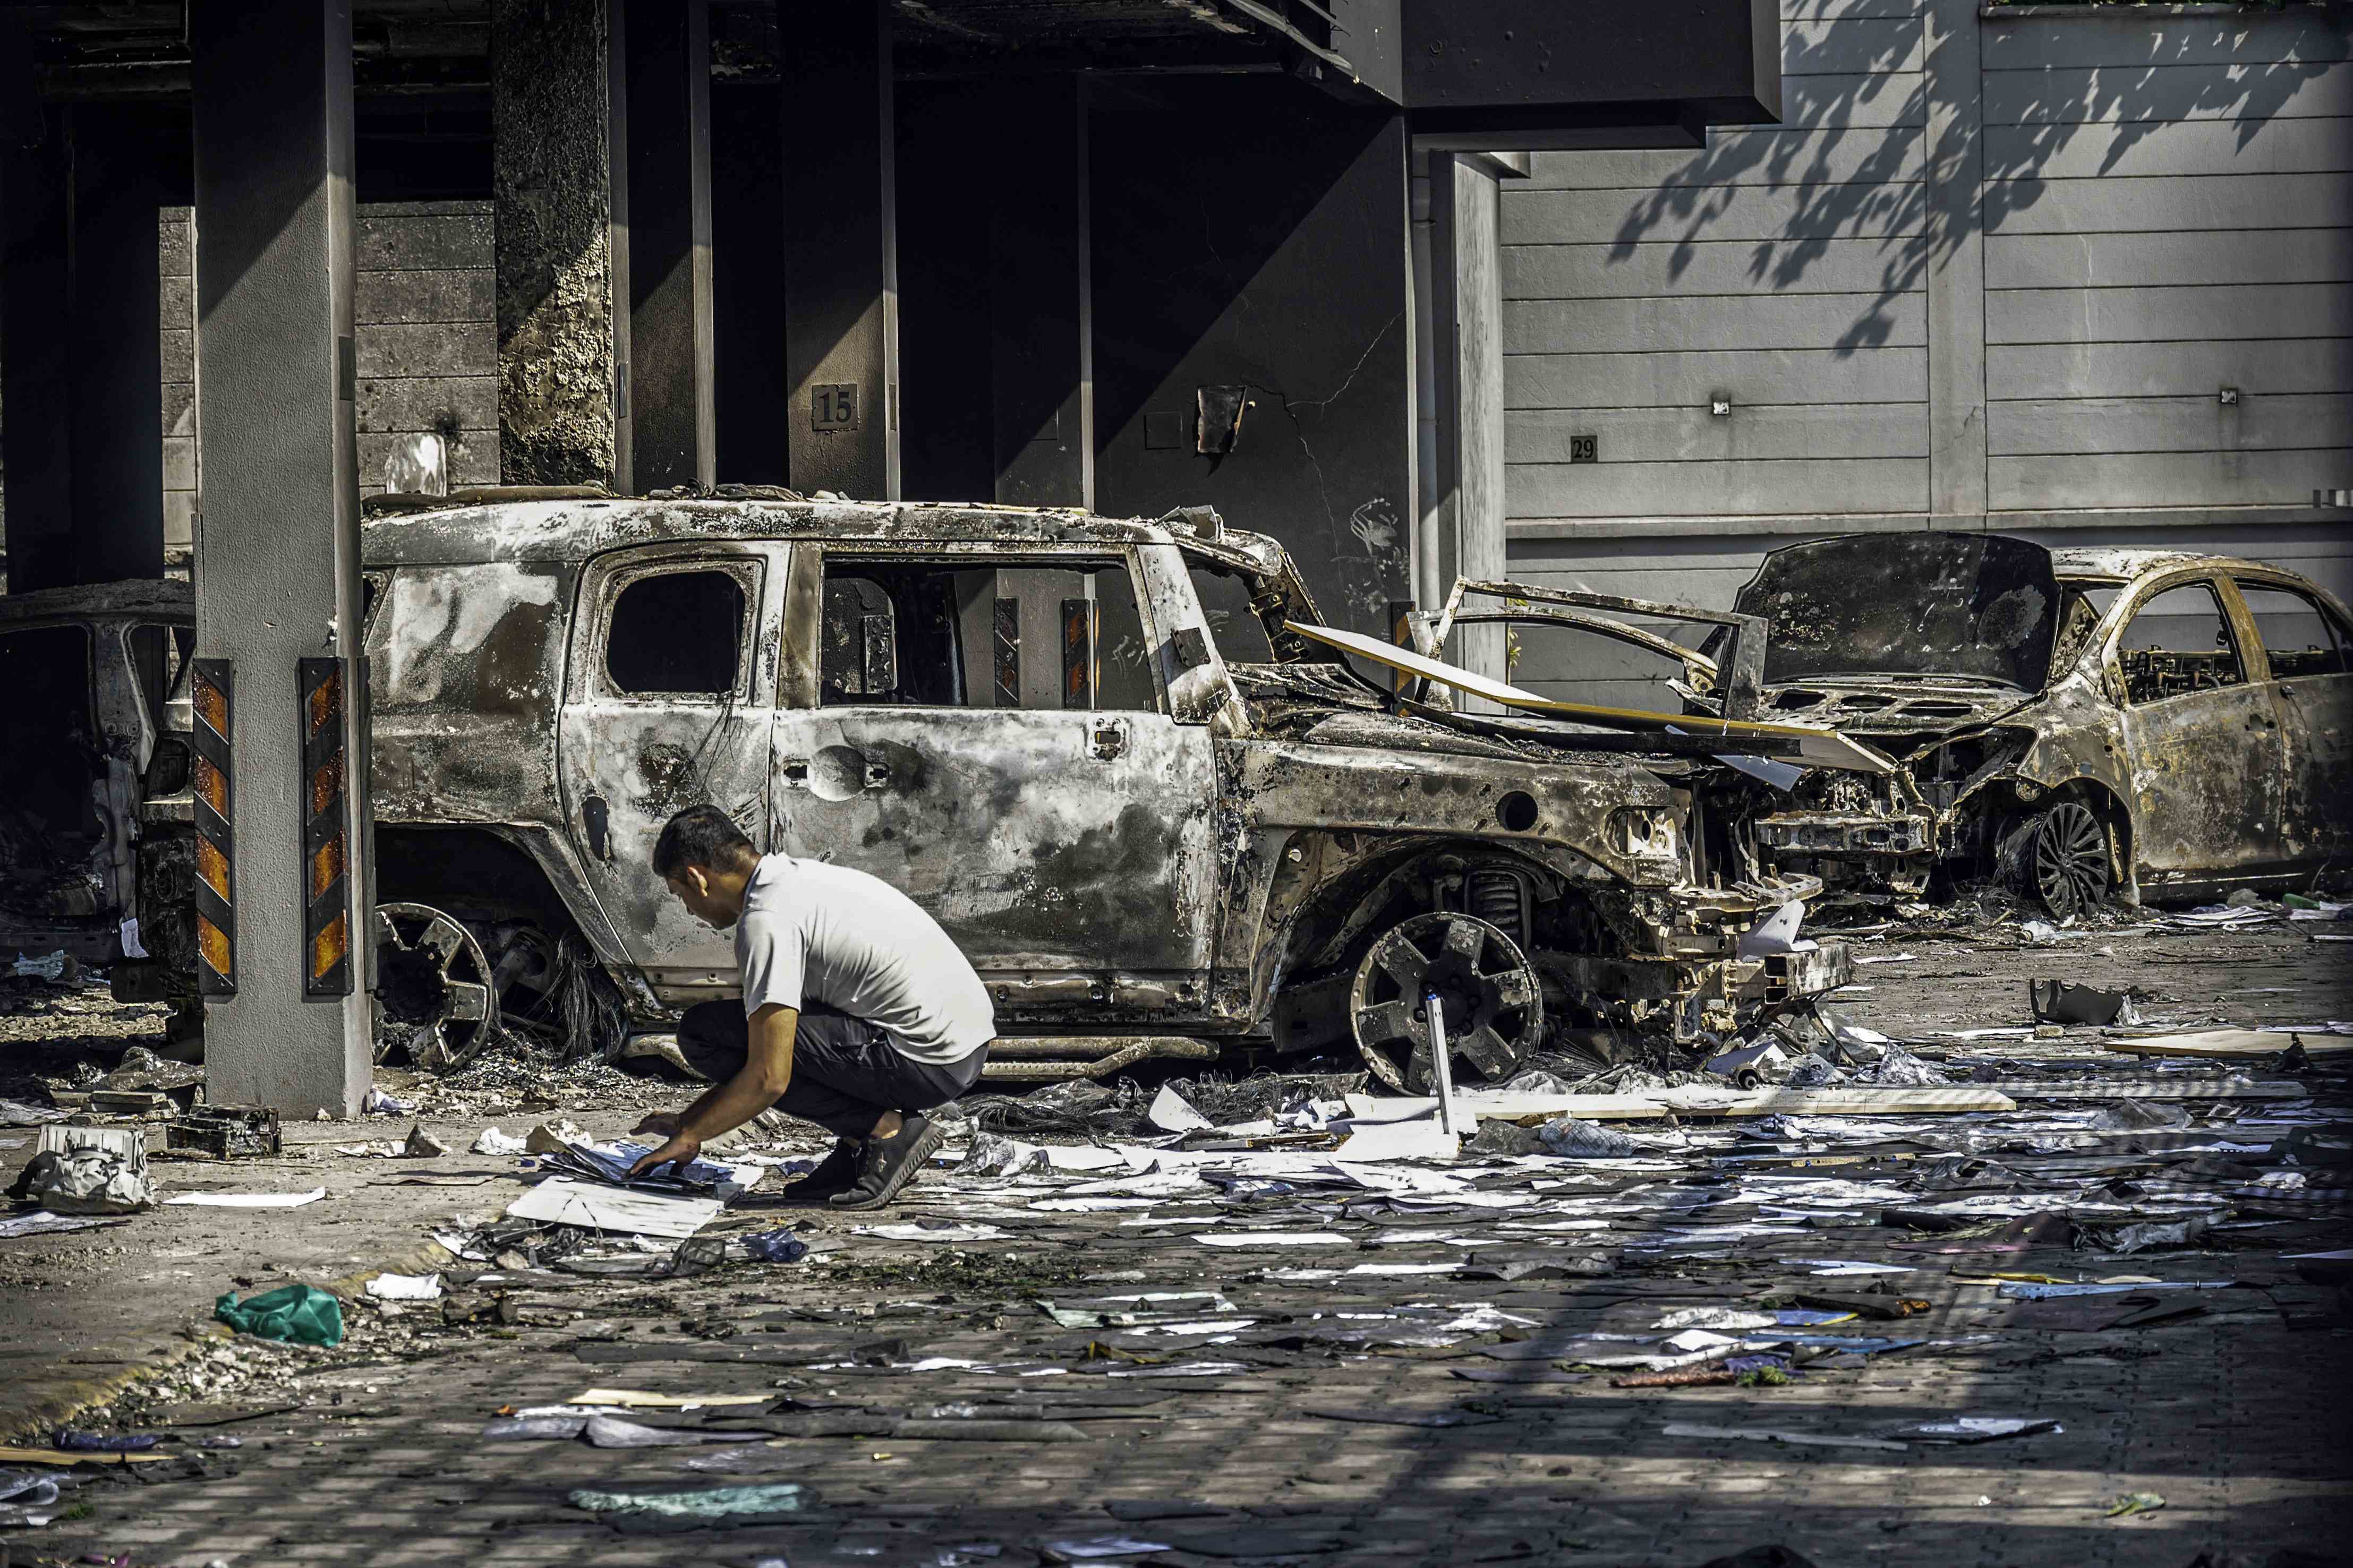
[1595,6,2333,358]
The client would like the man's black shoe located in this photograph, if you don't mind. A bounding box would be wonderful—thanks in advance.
[775,1137,863,1201]
[827,1113,944,1211]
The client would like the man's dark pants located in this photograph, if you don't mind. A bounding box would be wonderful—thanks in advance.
[677,1000,987,1140]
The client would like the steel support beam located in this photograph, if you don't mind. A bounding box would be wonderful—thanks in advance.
[625,0,715,491]
[190,0,373,1115]
[782,0,898,502]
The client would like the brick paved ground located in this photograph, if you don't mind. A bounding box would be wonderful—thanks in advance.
[4,914,2349,1567]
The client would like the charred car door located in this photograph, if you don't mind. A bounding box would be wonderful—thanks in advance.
[557,543,779,1003]
[769,542,1219,1020]
[2233,576,2353,868]
[2107,575,2286,892]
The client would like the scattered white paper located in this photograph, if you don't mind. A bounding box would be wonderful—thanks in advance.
[1334,1116,1460,1162]
[1193,1231,1355,1247]
[0,1210,124,1238]
[167,1188,328,1209]
[855,1223,1009,1243]
[366,1271,444,1300]
[505,1177,721,1240]
[473,1127,528,1156]
[573,1387,773,1409]
[1781,1258,1914,1276]
[1147,1084,1212,1133]
[1046,1537,1174,1558]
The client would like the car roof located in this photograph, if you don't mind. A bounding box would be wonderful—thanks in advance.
[2048,546,2303,581]
[0,578,194,626]
[359,495,1276,569]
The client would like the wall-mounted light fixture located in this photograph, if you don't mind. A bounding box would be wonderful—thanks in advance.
[2219,387,2240,406]
[1709,396,1732,417]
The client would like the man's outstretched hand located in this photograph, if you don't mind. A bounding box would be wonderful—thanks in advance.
[628,1128,702,1179]
[632,1111,683,1141]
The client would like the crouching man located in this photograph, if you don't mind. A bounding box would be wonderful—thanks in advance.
[626,804,994,1210]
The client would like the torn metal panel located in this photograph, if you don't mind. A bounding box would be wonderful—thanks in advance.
[1283,619,1895,775]
[1433,577,1769,721]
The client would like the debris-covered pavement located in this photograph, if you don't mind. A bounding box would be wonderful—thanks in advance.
[3,898,2350,1566]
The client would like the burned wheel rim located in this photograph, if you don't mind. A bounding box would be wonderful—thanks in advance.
[2028,801,2109,919]
[1349,911,1543,1094]
[372,901,499,1072]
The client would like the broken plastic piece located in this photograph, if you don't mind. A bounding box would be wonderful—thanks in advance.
[472,1126,527,1156]
[2029,980,2133,1026]
[1737,902,1817,957]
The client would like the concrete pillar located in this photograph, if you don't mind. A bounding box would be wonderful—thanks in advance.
[1413,149,1520,692]
[1924,0,1988,524]
[492,0,630,491]
[991,79,1091,511]
[191,0,374,1115]
[1446,152,1507,690]
[1,125,73,593]
[70,107,176,585]
[782,1,898,502]
[625,0,715,491]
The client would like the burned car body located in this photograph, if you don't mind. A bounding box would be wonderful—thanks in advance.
[1735,534,2353,914]
[0,581,192,974]
[127,496,1863,1084]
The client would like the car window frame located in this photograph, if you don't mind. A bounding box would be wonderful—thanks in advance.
[796,542,1174,717]
[2102,569,2255,709]
[586,550,766,707]
[2228,572,2353,684]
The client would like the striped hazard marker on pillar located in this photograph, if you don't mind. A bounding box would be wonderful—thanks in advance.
[191,659,235,996]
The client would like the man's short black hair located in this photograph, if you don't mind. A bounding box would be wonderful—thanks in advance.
[653,804,760,881]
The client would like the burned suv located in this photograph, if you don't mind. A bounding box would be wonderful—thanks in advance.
[130,496,1862,1087]
[1736,534,2353,915]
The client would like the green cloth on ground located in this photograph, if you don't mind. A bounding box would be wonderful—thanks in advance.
[214,1284,344,1346]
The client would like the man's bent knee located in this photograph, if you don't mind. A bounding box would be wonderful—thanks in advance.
[676,1000,746,1081]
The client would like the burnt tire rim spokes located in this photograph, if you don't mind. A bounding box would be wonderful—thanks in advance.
[2031,801,2109,918]
[372,901,499,1072]
[1349,911,1544,1094]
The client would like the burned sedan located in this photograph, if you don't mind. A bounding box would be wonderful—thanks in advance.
[126,495,1871,1087]
[1737,535,2353,915]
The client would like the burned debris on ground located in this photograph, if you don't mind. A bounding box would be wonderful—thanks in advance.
[2,892,2349,1564]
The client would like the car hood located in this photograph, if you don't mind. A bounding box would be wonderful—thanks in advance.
[1757,677,2035,738]
[1736,534,2059,692]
